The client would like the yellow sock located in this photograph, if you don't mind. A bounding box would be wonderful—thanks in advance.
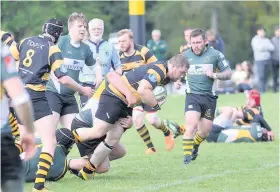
[183,138,194,156]
[34,152,53,190]
[137,125,155,149]
[194,132,205,148]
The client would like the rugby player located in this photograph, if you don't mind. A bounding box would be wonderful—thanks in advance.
[118,29,175,154]
[79,18,122,108]
[179,28,192,54]
[46,13,98,130]
[72,54,189,179]
[167,90,274,143]
[182,29,232,165]
[2,18,94,191]
[1,51,35,192]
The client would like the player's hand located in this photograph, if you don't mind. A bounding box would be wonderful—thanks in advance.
[267,131,275,141]
[126,92,138,107]
[174,80,182,89]
[205,69,214,79]
[118,116,133,129]
[20,132,35,161]
[82,86,94,97]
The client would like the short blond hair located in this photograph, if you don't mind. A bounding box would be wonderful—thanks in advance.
[68,12,87,27]
[117,29,133,39]
[169,54,189,69]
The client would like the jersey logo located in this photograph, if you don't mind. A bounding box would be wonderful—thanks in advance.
[188,64,213,75]
[148,73,157,83]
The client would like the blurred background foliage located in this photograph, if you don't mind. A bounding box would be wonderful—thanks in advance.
[1,1,279,65]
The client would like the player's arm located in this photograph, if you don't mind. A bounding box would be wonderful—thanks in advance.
[1,31,20,61]
[214,52,232,80]
[137,67,164,110]
[106,72,136,107]
[49,45,93,96]
[111,47,122,75]
[142,47,158,64]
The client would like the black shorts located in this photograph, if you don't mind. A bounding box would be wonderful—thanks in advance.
[25,89,52,121]
[46,91,79,116]
[71,118,105,157]
[95,90,133,124]
[1,132,23,184]
[185,93,217,120]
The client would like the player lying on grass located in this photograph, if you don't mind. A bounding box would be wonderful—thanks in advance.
[166,89,275,143]
[71,54,189,180]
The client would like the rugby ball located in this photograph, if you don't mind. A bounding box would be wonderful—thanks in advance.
[153,86,167,103]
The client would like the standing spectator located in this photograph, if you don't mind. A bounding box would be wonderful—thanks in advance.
[179,28,192,53]
[251,26,275,93]
[271,25,279,92]
[79,18,122,108]
[206,30,225,54]
[231,63,252,92]
[147,29,167,60]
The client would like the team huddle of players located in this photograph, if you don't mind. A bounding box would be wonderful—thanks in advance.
[1,12,274,192]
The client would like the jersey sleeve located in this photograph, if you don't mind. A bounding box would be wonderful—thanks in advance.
[141,46,158,63]
[48,45,67,78]
[111,46,121,70]
[243,107,260,121]
[216,52,231,72]
[85,45,96,66]
[143,64,166,89]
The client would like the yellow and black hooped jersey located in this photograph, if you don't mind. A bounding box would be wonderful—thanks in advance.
[120,44,157,72]
[179,43,190,54]
[106,61,169,105]
[234,105,263,126]
[8,35,67,91]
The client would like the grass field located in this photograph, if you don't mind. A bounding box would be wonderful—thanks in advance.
[25,93,279,192]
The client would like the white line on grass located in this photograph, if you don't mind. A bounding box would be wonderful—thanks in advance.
[128,163,278,192]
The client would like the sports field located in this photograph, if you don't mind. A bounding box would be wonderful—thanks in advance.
[24,93,279,192]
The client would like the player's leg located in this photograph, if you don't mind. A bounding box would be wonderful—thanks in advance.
[145,111,175,151]
[1,132,24,192]
[60,95,79,130]
[45,91,63,129]
[183,93,201,164]
[26,90,57,191]
[109,142,126,161]
[78,123,124,180]
[133,106,156,154]
[192,95,217,160]
[72,94,122,143]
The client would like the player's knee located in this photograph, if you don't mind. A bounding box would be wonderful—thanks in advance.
[117,147,126,158]
[146,113,161,127]
[96,164,110,174]
[133,110,145,128]
[221,107,234,118]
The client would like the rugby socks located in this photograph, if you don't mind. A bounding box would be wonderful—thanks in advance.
[9,112,20,138]
[183,138,194,156]
[34,152,53,190]
[90,141,113,167]
[72,129,83,143]
[137,125,155,150]
[193,132,205,149]
[155,121,170,137]
[82,161,96,174]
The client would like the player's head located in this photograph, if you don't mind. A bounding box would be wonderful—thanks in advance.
[42,18,63,43]
[190,28,207,55]
[88,18,104,42]
[68,12,87,42]
[184,28,192,43]
[167,54,189,82]
[118,29,134,53]
[246,89,260,108]
[56,128,75,155]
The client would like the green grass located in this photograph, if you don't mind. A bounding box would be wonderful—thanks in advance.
[25,93,279,192]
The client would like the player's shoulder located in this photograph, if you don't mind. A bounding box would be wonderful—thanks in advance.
[149,61,168,74]
[208,45,224,56]
[135,44,150,53]
[59,34,70,42]
[80,40,92,52]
